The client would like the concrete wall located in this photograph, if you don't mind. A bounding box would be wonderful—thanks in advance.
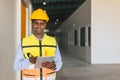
[0,0,16,80]
[0,0,32,80]
[91,0,120,63]
[56,0,91,62]
[57,0,120,64]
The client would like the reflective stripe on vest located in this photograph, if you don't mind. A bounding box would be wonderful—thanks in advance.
[22,34,56,58]
[22,68,56,80]
[22,34,57,80]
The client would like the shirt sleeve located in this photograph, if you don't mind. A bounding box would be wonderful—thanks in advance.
[54,44,63,71]
[13,42,30,71]
[14,42,63,71]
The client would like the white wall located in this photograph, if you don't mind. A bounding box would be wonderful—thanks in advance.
[0,0,17,80]
[15,0,32,80]
[0,0,32,79]
[57,0,91,62]
[15,0,21,80]
[91,0,120,63]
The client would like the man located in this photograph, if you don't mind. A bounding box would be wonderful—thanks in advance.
[14,8,62,80]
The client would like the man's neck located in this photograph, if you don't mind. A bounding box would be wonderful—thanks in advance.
[34,33,44,40]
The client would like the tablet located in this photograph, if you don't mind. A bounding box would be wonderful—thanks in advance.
[34,56,54,68]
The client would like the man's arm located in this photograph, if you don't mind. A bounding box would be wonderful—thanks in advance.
[54,44,63,71]
[13,42,30,71]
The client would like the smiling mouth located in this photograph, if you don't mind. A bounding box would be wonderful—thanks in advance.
[36,29,42,34]
[37,29,41,30]
[36,29,41,32]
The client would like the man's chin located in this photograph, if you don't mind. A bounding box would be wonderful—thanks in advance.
[36,32,44,35]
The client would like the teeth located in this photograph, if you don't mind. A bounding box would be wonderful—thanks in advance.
[37,29,40,30]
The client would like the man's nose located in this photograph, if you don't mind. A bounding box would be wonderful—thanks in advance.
[37,24,41,27]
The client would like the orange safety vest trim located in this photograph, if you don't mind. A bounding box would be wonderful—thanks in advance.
[22,68,56,80]
[21,34,57,80]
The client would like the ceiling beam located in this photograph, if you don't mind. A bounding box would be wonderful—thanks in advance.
[32,4,80,10]
[31,0,82,4]
[47,10,75,15]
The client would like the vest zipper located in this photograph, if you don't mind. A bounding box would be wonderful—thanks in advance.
[39,40,42,80]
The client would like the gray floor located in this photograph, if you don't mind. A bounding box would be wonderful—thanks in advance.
[57,52,120,80]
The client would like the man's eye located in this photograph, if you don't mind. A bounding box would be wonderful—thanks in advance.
[33,22,45,26]
[40,23,44,25]
[34,22,38,25]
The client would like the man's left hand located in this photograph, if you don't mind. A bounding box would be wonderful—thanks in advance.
[41,61,56,70]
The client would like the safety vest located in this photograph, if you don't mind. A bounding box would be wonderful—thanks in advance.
[21,34,57,80]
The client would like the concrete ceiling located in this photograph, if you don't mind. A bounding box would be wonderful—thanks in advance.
[30,0,86,32]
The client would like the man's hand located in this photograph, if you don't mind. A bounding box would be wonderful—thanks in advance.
[29,57,37,64]
[41,61,56,70]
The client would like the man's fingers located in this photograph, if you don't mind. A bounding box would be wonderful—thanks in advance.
[29,57,37,64]
[41,61,56,69]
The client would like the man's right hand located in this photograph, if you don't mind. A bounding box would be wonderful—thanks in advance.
[29,57,37,64]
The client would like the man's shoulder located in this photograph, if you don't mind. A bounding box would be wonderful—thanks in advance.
[45,34,56,41]
[45,34,55,39]
[21,34,33,41]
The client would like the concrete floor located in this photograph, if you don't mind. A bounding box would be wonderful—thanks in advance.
[57,52,120,80]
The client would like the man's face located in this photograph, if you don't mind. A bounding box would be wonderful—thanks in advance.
[32,19,46,35]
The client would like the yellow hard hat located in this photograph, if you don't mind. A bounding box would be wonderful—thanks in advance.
[30,8,49,22]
